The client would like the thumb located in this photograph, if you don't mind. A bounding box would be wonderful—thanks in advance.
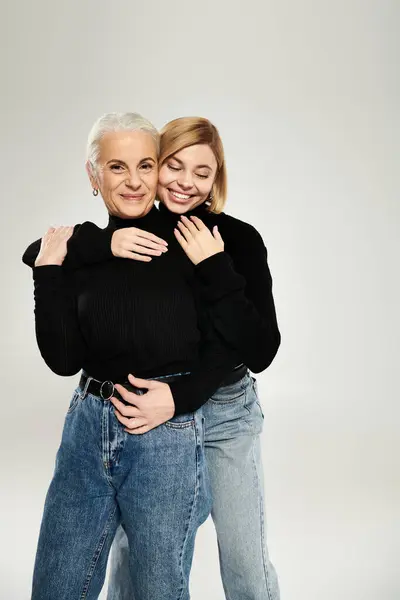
[213,225,223,243]
[127,374,155,389]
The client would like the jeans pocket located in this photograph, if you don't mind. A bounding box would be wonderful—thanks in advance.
[250,377,265,419]
[66,389,81,415]
[165,412,195,429]
[210,378,246,404]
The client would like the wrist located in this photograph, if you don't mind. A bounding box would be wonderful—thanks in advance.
[111,232,118,257]
[34,257,63,267]
[197,249,224,265]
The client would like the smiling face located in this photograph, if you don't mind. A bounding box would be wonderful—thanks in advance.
[157,144,218,214]
[87,130,158,219]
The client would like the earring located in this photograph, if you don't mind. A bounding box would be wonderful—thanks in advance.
[92,189,99,196]
[208,191,214,201]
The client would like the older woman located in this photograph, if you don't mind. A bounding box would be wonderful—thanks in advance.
[22,113,242,600]
[52,116,281,600]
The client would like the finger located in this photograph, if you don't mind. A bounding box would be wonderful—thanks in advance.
[130,244,163,257]
[54,226,73,239]
[174,228,189,249]
[120,251,152,262]
[189,216,207,230]
[127,374,155,390]
[44,227,56,237]
[113,384,141,405]
[133,238,168,252]
[136,230,168,247]
[127,424,152,435]
[213,226,224,243]
[110,396,141,417]
[114,411,145,429]
[61,226,74,240]
[115,412,147,429]
[176,221,193,242]
[180,215,199,234]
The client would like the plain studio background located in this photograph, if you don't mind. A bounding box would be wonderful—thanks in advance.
[1,1,398,598]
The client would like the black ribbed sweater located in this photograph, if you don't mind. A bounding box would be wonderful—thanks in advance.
[22,203,280,414]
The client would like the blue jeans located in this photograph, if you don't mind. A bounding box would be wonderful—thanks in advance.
[31,378,211,600]
[107,372,280,600]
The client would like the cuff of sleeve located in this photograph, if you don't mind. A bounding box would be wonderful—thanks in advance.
[195,251,245,300]
[33,265,63,281]
[168,381,201,416]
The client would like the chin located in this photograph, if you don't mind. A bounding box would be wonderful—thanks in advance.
[162,199,198,215]
[116,200,152,219]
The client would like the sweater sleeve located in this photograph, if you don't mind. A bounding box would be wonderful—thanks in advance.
[169,333,239,416]
[64,222,114,267]
[168,284,241,415]
[30,266,88,376]
[21,223,114,270]
[194,227,281,373]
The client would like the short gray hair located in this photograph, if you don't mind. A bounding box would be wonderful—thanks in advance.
[86,112,160,173]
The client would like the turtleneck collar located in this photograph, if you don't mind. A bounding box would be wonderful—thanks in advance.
[158,201,213,222]
[107,205,160,230]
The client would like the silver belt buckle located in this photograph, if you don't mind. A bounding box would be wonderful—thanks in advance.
[100,380,115,401]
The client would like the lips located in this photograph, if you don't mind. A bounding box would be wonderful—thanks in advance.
[120,194,145,201]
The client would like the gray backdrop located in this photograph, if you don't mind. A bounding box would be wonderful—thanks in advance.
[1,1,399,598]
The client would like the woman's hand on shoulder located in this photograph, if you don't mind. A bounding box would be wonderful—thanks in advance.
[111,228,168,262]
[34,226,74,267]
[174,215,224,265]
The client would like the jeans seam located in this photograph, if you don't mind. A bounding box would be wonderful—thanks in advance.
[251,437,273,600]
[102,403,112,484]
[177,415,202,600]
[79,503,118,599]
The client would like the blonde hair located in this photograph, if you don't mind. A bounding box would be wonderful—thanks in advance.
[159,117,227,214]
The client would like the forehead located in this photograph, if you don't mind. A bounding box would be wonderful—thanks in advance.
[172,144,217,169]
[98,130,157,162]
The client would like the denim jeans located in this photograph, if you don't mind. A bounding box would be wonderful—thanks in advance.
[107,372,280,600]
[31,378,211,600]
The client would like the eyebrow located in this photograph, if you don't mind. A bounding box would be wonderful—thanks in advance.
[106,157,156,165]
[170,157,212,170]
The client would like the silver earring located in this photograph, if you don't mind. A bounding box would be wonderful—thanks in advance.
[92,189,99,196]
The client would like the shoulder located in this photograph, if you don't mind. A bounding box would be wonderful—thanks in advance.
[214,212,266,247]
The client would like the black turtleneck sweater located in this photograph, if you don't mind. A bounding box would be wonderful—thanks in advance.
[159,202,281,373]
[22,206,242,415]
[23,203,280,413]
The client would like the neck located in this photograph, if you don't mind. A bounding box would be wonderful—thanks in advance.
[158,201,211,220]
[107,205,159,229]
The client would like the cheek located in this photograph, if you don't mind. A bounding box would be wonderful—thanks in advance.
[98,173,111,196]
[147,171,159,191]
[158,167,173,189]
[198,180,213,195]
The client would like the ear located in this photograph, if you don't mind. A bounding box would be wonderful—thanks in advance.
[86,161,98,191]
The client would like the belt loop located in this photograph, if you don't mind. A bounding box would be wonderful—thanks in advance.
[79,375,92,401]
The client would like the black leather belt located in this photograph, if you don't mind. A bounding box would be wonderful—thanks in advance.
[220,364,247,387]
[79,364,248,402]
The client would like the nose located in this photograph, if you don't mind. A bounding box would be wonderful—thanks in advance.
[126,171,142,190]
[177,170,194,190]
